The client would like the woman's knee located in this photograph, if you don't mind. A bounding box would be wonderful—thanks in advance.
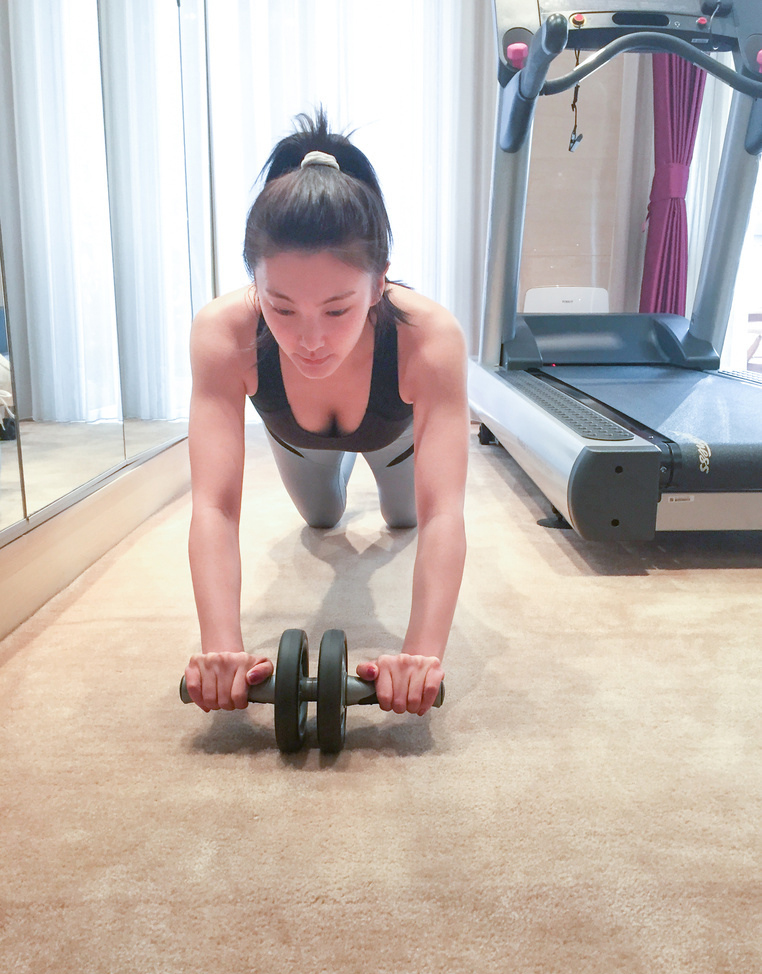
[293,492,347,529]
[379,493,417,530]
[374,461,416,529]
[304,511,344,530]
[383,511,417,530]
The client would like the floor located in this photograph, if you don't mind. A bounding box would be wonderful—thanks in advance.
[0,424,760,973]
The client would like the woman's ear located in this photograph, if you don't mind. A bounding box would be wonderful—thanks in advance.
[373,264,391,303]
[249,281,262,317]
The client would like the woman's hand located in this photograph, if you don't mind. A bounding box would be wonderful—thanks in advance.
[184,652,274,712]
[355,654,444,716]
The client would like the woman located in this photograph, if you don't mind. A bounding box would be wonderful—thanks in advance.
[184,112,468,719]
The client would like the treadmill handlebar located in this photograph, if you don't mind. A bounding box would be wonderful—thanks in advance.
[518,14,569,101]
[541,31,762,99]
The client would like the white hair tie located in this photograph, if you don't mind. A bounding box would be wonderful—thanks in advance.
[301,150,340,171]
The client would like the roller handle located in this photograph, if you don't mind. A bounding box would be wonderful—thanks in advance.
[179,674,444,708]
[347,677,444,708]
[179,675,275,705]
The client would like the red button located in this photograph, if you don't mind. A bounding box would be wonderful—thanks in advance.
[571,14,585,26]
[506,42,529,70]
[697,16,708,26]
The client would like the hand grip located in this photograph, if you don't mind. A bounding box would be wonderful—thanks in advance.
[179,675,275,705]
[179,674,445,708]
[345,676,445,708]
[518,13,568,100]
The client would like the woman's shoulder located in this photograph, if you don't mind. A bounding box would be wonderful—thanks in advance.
[190,286,259,394]
[390,284,464,349]
[193,286,257,338]
[389,284,467,401]
[191,287,259,359]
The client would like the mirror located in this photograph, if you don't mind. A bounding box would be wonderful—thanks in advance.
[0,238,24,530]
[0,0,125,519]
[0,0,209,530]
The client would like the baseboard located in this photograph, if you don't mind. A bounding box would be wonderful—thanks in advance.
[0,439,191,640]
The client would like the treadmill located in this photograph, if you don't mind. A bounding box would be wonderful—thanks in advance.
[468,1,762,540]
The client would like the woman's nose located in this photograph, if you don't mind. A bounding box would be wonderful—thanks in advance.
[298,324,325,352]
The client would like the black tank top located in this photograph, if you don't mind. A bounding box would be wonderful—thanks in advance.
[249,319,414,452]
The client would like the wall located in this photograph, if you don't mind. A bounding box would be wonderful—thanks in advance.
[520,51,654,312]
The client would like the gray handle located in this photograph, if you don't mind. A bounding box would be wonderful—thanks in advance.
[346,677,444,708]
[518,13,568,100]
[179,674,444,708]
[179,675,275,705]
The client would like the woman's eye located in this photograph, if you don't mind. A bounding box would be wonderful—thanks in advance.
[327,308,349,318]
[273,307,294,316]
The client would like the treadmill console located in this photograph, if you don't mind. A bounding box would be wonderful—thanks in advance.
[494,1,762,85]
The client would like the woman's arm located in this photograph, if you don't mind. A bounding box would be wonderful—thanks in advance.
[357,302,469,715]
[188,306,247,651]
[403,320,469,659]
[185,301,273,710]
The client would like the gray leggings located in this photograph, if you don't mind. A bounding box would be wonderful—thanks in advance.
[264,423,416,529]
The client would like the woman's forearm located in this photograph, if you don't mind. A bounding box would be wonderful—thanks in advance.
[188,508,244,654]
[402,512,466,660]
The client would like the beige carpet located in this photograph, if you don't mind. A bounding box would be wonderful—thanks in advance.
[1,424,761,973]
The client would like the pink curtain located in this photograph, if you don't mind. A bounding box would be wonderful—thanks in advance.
[639,53,707,316]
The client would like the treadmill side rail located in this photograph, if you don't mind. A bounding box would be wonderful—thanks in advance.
[468,360,662,541]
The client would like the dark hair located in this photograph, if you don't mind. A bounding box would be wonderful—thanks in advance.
[243,109,408,331]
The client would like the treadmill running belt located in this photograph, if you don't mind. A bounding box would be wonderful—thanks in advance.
[542,365,762,491]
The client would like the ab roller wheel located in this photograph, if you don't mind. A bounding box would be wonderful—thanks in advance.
[179,628,445,753]
[273,629,309,753]
[316,629,348,754]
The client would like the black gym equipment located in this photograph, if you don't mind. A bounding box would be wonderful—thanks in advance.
[469,1,762,540]
[273,628,309,753]
[316,629,348,753]
[179,629,446,753]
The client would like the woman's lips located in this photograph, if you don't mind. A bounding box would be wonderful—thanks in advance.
[296,353,331,367]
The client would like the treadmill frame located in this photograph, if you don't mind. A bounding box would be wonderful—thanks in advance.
[470,1,762,540]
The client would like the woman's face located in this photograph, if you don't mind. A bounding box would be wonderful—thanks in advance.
[255,250,386,379]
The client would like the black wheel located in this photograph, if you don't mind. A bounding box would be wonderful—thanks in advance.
[317,629,347,754]
[274,629,309,753]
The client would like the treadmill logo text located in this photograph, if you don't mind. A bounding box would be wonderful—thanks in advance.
[697,440,712,474]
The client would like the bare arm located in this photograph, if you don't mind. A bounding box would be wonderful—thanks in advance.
[187,307,247,652]
[185,298,272,710]
[357,304,469,714]
[403,321,469,659]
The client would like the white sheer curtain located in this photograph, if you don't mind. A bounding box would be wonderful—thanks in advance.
[0,0,121,423]
[683,51,762,369]
[206,0,495,352]
[685,52,733,321]
[608,49,759,362]
[98,0,197,421]
[721,175,762,371]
